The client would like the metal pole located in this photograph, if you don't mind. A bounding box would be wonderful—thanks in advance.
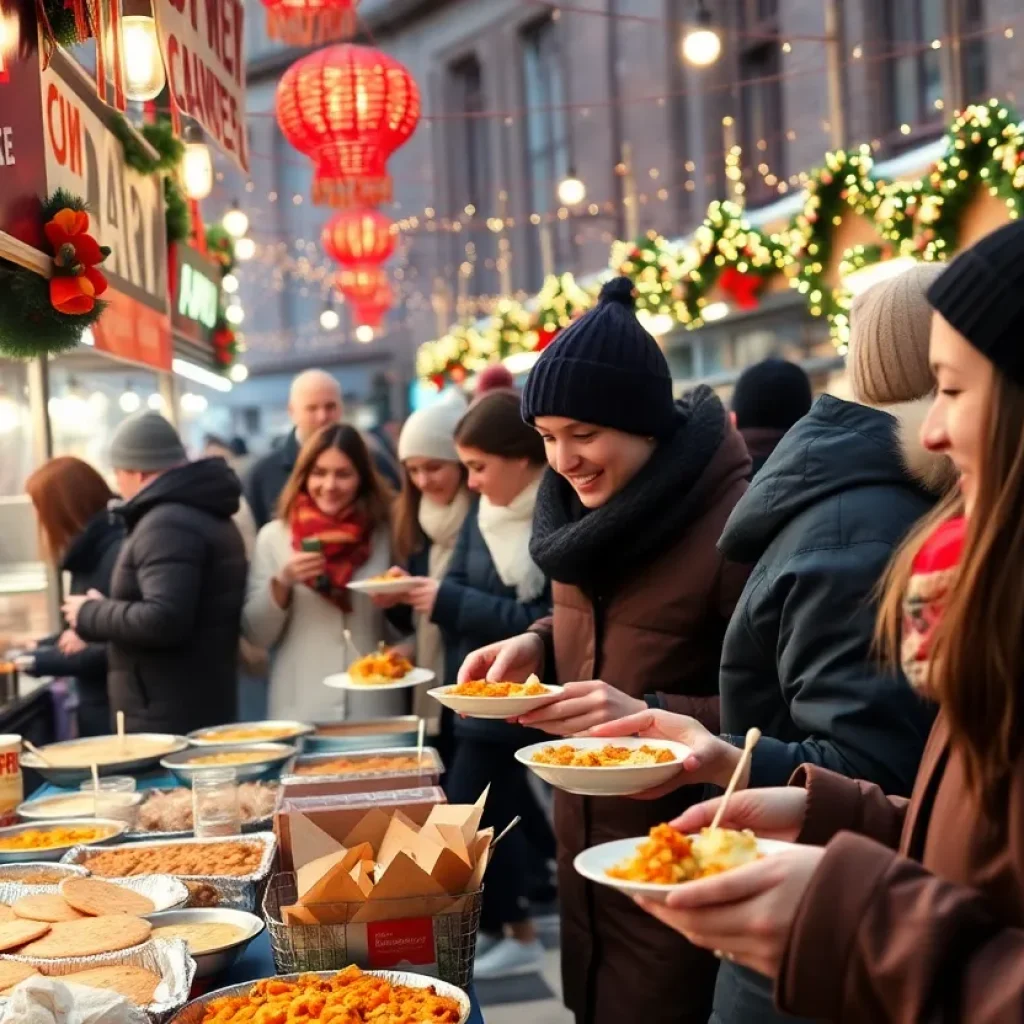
[823,0,846,151]
[621,142,640,240]
[946,0,964,112]
[159,372,179,429]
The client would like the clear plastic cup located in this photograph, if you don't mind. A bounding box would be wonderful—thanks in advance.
[192,767,241,838]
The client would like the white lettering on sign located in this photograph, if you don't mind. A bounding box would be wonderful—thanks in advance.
[154,0,247,172]
[0,127,14,166]
[178,263,219,329]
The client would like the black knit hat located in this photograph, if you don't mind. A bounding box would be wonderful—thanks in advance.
[926,220,1024,386]
[521,276,675,437]
[731,358,812,431]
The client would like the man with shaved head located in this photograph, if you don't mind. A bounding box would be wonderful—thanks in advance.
[244,369,399,528]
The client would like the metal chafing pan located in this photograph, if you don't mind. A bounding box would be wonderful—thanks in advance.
[305,715,422,754]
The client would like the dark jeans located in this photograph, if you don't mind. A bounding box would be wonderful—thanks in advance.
[446,737,538,934]
[712,961,814,1024]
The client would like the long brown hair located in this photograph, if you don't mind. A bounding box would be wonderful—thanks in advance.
[454,389,546,465]
[392,462,468,564]
[26,457,114,560]
[276,423,393,528]
[876,371,1024,813]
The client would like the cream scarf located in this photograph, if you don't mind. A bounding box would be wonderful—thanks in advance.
[477,476,546,602]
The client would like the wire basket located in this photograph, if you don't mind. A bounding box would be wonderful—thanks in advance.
[262,871,483,988]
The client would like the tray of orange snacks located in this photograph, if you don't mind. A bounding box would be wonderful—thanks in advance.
[428,674,564,720]
[280,747,445,795]
[324,646,435,693]
[168,966,470,1024]
[0,820,128,863]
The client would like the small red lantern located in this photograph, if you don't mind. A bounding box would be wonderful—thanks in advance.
[276,45,421,208]
[321,209,396,267]
[353,278,392,329]
[261,0,358,46]
[335,264,388,305]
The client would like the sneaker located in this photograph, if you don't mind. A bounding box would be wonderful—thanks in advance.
[475,931,502,959]
[473,937,544,980]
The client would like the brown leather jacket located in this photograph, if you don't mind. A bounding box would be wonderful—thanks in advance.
[779,711,1024,1023]
[535,428,751,1024]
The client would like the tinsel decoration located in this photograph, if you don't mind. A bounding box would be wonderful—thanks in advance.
[0,190,110,358]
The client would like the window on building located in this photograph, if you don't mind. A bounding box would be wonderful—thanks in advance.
[521,17,572,290]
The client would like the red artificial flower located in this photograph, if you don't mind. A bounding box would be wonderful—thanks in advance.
[719,267,762,311]
[44,208,109,315]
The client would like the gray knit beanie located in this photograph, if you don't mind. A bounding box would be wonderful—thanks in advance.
[109,412,187,471]
[848,264,943,405]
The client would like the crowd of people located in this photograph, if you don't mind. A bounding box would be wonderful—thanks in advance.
[14,219,1024,1021]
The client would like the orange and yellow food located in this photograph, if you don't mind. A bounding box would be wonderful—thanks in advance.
[348,648,414,685]
[365,567,406,583]
[194,725,299,743]
[451,680,547,698]
[607,825,760,885]
[0,825,116,852]
[293,754,424,777]
[532,744,676,768]
[80,840,263,878]
[34,736,177,767]
[188,751,280,767]
[199,966,463,1023]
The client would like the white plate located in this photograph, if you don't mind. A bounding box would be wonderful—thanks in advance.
[574,835,796,903]
[427,683,564,719]
[516,737,692,796]
[347,577,419,595]
[323,666,436,692]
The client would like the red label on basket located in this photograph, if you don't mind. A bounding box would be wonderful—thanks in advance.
[366,917,436,967]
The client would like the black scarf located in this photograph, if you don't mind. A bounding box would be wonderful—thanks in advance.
[530,386,727,591]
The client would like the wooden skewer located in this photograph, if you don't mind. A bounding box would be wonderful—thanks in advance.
[91,763,100,816]
[416,718,426,767]
[490,815,522,850]
[709,728,761,833]
[22,740,52,766]
[116,711,126,754]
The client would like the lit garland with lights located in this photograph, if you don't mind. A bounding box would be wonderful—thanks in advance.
[611,232,688,323]
[534,272,593,349]
[486,299,537,361]
[828,243,892,348]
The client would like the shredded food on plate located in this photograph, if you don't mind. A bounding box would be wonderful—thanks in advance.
[199,965,463,1023]
[607,825,761,884]
[450,680,547,698]
[531,744,676,767]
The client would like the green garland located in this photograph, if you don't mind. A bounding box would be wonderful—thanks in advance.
[0,191,108,358]
[535,272,592,338]
[164,178,192,246]
[205,226,237,276]
[612,231,685,321]
[41,0,80,49]
[486,300,535,361]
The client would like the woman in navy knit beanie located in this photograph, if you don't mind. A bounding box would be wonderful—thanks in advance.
[459,276,752,1024]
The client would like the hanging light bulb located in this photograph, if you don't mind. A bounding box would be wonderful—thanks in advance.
[147,393,165,411]
[557,171,586,206]
[182,129,214,201]
[222,274,239,294]
[355,324,374,344]
[320,308,340,331]
[225,303,245,325]
[682,2,721,67]
[222,202,250,240]
[119,389,141,413]
[234,237,256,261]
[229,363,249,383]
[119,15,166,100]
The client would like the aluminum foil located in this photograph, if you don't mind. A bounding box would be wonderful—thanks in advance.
[0,937,196,1023]
[0,863,89,884]
[60,833,278,913]
[280,746,445,787]
[0,873,188,913]
[167,969,471,1024]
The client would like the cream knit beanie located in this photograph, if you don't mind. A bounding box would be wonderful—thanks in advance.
[848,264,943,405]
[398,393,467,463]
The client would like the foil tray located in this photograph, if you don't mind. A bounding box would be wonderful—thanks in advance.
[168,969,471,1024]
[280,746,445,788]
[60,832,278,913]
[0,873,189,912]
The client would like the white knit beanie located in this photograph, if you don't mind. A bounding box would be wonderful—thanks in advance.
[398,393,467,463]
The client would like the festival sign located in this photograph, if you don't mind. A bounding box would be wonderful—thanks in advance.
[169,240,221,349]
[153,0,248,173]
[40,50,172,370]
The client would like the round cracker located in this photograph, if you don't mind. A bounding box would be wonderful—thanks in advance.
[17,915,151,958]
[61,965,161,1005]
[0,904,15,924]
[13,894,87,923]
[0,919,50,953]
[58,878,155,917]
[0,962,40,994]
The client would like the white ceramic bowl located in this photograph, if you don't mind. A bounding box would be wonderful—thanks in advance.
[427,683,564,720]
[574,834,796,903]
[516,737,692,796]
[323,667,435,693]
[146,907,264,979]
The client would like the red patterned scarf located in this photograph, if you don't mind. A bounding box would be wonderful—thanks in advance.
[902,515,967,696]
[289,492,373,614]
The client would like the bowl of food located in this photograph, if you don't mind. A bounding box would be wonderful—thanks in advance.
[19,735,189,788]
[515,737,690,796]
[186,721,314,748]
[18,791,144,825]
[146,907,264,979]
[324,647,434,693]
[574,824,794,903]
[0,820,127,863]
[132,783,280,838]
[346,569,418,596]
[427,676,563,719]
[160,744,296,786]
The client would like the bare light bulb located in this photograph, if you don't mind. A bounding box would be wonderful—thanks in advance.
[120,16,166,101]
[557,174,586,206]
[234,237,256,261]
[222,274,239,294]
[225,303,245,325]
[229,363,249,383]
[119,390,141,413]
[182,141,213,200]
[222,204,250,239]
[146,393,164,411]
[319,309,340,330]
[682,8,721,67]
[355,325,374,344]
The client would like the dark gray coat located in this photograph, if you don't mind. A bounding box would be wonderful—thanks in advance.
[77,459,246,734]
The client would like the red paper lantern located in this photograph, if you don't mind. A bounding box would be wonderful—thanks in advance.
[261,0,358,46]
[275,45,421,208]
[353,278,392,329]
[321,209,396,267]
[334,264,388,305]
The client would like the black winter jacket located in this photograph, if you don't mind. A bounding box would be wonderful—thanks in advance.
[76,459,247,734]
[430,498,551,742]
[30,511,124,734]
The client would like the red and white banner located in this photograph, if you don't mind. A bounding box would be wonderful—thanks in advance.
[153,0,248,173]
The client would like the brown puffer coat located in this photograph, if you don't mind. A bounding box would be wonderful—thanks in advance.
[530,389,751,1024]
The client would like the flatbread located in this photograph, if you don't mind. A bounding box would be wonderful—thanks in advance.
[61,965,161,1005]
[0,962,39,994]
[59,878,155,917]
[0,904,15,924]
[0,919,50,953]
[17,915,151,958]
[13,894,87,923]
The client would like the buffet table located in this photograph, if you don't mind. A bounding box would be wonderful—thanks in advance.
[31,773,487,1023]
